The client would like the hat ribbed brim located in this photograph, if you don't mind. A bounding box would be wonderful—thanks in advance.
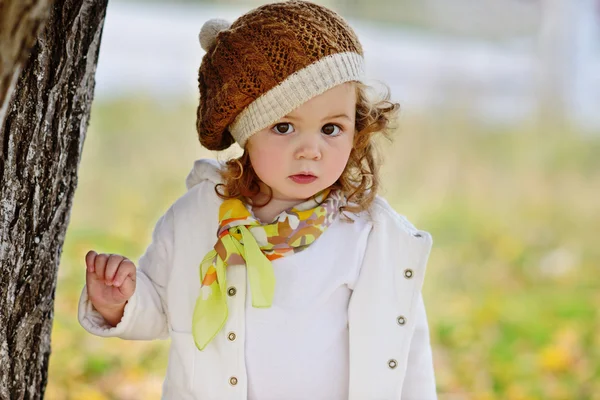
[229,51,365,148]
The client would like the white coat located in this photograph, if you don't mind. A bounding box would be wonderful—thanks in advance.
[78,158,437,399]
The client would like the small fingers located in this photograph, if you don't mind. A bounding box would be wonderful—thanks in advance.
[94,253,109,282]
[85,250,98,272]
[104,254,127,284]
[112,259,136,288]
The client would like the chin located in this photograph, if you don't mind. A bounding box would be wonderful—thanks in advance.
[295,184,331,199]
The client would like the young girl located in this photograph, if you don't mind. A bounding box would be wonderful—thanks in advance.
[78,1,437,399]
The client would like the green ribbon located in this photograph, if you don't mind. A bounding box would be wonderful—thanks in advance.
[192,225,276,351]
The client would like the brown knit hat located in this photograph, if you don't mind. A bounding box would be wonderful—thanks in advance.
[196,0,365,150]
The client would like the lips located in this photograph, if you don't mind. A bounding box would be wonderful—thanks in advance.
[289,173,317,184]
[292,172,316,177]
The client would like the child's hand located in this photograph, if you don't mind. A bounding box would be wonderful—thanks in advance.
[85,250,136,325]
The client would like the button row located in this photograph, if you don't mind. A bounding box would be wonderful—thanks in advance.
[227,287,238,386]
[390,269,414,370]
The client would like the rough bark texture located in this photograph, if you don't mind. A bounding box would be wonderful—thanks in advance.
[0,0,54,126]
[0,0,108,398]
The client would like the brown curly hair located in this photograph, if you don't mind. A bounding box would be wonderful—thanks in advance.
[214,81,399,215]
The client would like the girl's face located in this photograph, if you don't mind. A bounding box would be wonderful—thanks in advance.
[247,82,356,203]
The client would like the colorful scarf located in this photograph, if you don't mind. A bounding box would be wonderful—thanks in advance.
[192,188,345,350]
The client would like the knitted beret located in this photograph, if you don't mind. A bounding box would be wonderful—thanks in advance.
[196,0,366,150]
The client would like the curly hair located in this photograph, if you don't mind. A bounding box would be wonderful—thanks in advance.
[214,81,400,215]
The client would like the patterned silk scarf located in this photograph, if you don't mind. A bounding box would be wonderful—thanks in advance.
[192,188,346,350]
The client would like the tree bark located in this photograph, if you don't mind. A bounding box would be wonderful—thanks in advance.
[0,0,54,126]
[0,0,108,398]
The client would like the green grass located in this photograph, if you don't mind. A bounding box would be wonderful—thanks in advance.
[48,96,600,399]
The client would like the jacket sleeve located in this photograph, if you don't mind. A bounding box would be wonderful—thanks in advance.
[401,293,437,399]
[77,206,174,340]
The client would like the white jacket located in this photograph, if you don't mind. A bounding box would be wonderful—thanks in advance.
[78,159,437,399]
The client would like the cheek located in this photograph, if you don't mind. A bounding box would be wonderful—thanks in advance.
[330,134,354,166]
[331,149,352,175]
[249,142,285,180]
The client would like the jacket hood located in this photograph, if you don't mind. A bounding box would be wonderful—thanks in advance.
[185,158,224,190]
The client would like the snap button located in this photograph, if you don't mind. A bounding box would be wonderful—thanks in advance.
[229,376,238,386]
[404,269,413,279]
[397,316,406,325]
[388,359,398,369]
[227,286,237,296]
[227,332,236,341]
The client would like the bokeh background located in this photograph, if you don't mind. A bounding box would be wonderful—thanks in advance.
[48,0,600,398]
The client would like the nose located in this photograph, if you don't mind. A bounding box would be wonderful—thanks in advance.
[294,132,322,161]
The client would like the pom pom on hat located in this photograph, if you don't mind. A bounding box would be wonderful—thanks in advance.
[199,18,231,51]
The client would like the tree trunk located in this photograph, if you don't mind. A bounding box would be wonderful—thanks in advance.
[0,0,108,398]
[0,0,54,126]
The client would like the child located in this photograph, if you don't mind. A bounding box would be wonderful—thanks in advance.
[78,1,437,399]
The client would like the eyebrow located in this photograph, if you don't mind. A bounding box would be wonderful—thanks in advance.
[283,113,352,122]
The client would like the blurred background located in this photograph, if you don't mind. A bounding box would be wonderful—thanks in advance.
[49,0,600,399]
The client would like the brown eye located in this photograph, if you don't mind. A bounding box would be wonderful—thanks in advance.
[322,124,341,136]
[273,123,294,135]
